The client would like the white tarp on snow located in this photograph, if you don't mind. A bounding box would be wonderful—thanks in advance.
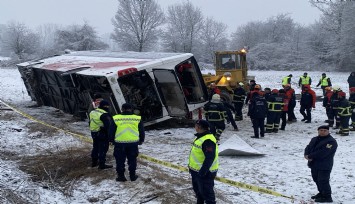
[219,135,265,156]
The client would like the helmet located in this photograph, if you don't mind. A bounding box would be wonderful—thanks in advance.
[350,87,355,93]
[212,94,220,101]
[332,86,341,92]
[272,89,279,94]
[325,86,332,91]
[254,84,261,89]
[338,91,346,97]
[238,82,244,86]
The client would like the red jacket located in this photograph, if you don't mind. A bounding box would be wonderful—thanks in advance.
[301,85,316,108]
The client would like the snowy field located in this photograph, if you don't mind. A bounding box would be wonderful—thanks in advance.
[0,66,354,204]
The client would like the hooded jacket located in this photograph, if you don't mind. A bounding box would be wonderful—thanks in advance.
[300,85,316,108]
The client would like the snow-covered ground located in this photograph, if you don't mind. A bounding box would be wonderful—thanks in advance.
[0,66,354,204]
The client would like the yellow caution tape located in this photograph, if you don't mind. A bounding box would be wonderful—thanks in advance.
[0,99,294,201]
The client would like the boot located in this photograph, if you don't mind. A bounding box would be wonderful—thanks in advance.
[129,172,138,181]
[311,192,321,199]
[341,133,349,136]
[91,159,98,167]
[314,195,333,203]
[116,173,127,182]
[98,164,113,170]
[272,128,278,133]
[350,127,355,131]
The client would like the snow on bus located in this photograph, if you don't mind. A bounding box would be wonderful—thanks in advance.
[17,51,208,126]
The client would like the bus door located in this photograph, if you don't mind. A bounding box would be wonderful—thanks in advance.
[153,69,188,117]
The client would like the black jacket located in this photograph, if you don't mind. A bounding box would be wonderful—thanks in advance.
[304,135,337,170]
[348,72,355,88]
[204,102,227,122]
[249,94,268,119]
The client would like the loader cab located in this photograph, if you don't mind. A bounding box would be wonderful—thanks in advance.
[215,50,248,85]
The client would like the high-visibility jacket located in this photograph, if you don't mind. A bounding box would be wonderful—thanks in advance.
[113,114,141,143]
[89,108,107,132]
[188,134,219,172]
[267,95,284,112]
[338,100,351,117]
[300,76,311,85]
[320,77,329,86]
[282,76,291,85]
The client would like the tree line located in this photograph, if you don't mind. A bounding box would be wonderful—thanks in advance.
[0,0,354,71]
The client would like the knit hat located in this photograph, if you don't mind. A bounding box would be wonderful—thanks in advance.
[195,119,210,130]
[99,100,110,108]
[318,125,329,130]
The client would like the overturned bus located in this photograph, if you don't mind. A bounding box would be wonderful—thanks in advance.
[17,51,209,126]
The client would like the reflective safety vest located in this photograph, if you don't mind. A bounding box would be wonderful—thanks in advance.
[113,114,141,143]
[282,76,290,85]
[320,77,329,86]
[89,108,107,132]
[300,76,311,85]
[338,104,352,117]
[188,134,219,172]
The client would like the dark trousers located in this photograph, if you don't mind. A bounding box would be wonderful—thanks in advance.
[287,101,296,121]
[91,132,109,165]
[208,121,225,140]
[114,143,139,174]
[311,169,332,197]
[340,116,350,134]
[280,111,287,129]
[225,108,238,129]
[300,106,312,122]
[326,107,333,126]
[234,102,243,120]
[266,111,281,131]
[190,170,216,204]
[352,112,355,128]
[329,109,340,127]
[252,118,265,137]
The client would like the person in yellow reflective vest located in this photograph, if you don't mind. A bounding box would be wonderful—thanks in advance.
[110,103,145,182]
[316,73,332,96]
[89,100,114,169]
[298,72,312,89]
[188,119,218,204]
[282,74,292,87]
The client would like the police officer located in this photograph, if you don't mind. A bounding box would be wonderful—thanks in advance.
[316,73,332,96]
[189,119,218,204]
[304,125,337,203]
[111,103,145,182]
[204,94,227,141]
[298,72,312,88]
[265,89,284,133]
[282,74,292,87]
[89,100,113,169]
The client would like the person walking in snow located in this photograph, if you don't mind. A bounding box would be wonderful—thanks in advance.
[189,119,218,204]
[304,125,337,203]
[111,103,145,182]
[300,85,316,123]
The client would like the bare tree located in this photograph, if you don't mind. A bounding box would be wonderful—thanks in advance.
[55,22,108,51]
[0,22,40,60]
[199,17,228,63]
[163,1,204,53]
[36,24,61,57]
[111,0,165,52]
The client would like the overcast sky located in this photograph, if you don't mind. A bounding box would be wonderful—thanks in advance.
[0,0,321,35]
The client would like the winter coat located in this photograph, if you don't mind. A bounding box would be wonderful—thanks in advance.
[204,102,227,122]
[348,72,355,88]
[304,134,337,170]
[323,90,333,107]
[249,93,268,119]
[300,86,316,108]
[232,87,246,103]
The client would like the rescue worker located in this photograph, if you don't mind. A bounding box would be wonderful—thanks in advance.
[232,82,246,121]
[349,87,355,131]
[329,86,341,129]
[282,74,292,87]
[248,79,256,92]
[316,73,332,96]
[298,72,312,88]
[263,87,272,101]
[337,92,351,136]
[284,84,297,122]
[111,103,145,182]
[208,83,221,101]
[304,125,337,203]
[265,89,284,133]
[278,89,289,131]
[322,87,333,127]
[189,119,218,204]
[249,91,267,138]
[247,84,263,116]
[204,94,227,142]
[89,100,113,169]
[348,72,355,90]
[300,85,316,123]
